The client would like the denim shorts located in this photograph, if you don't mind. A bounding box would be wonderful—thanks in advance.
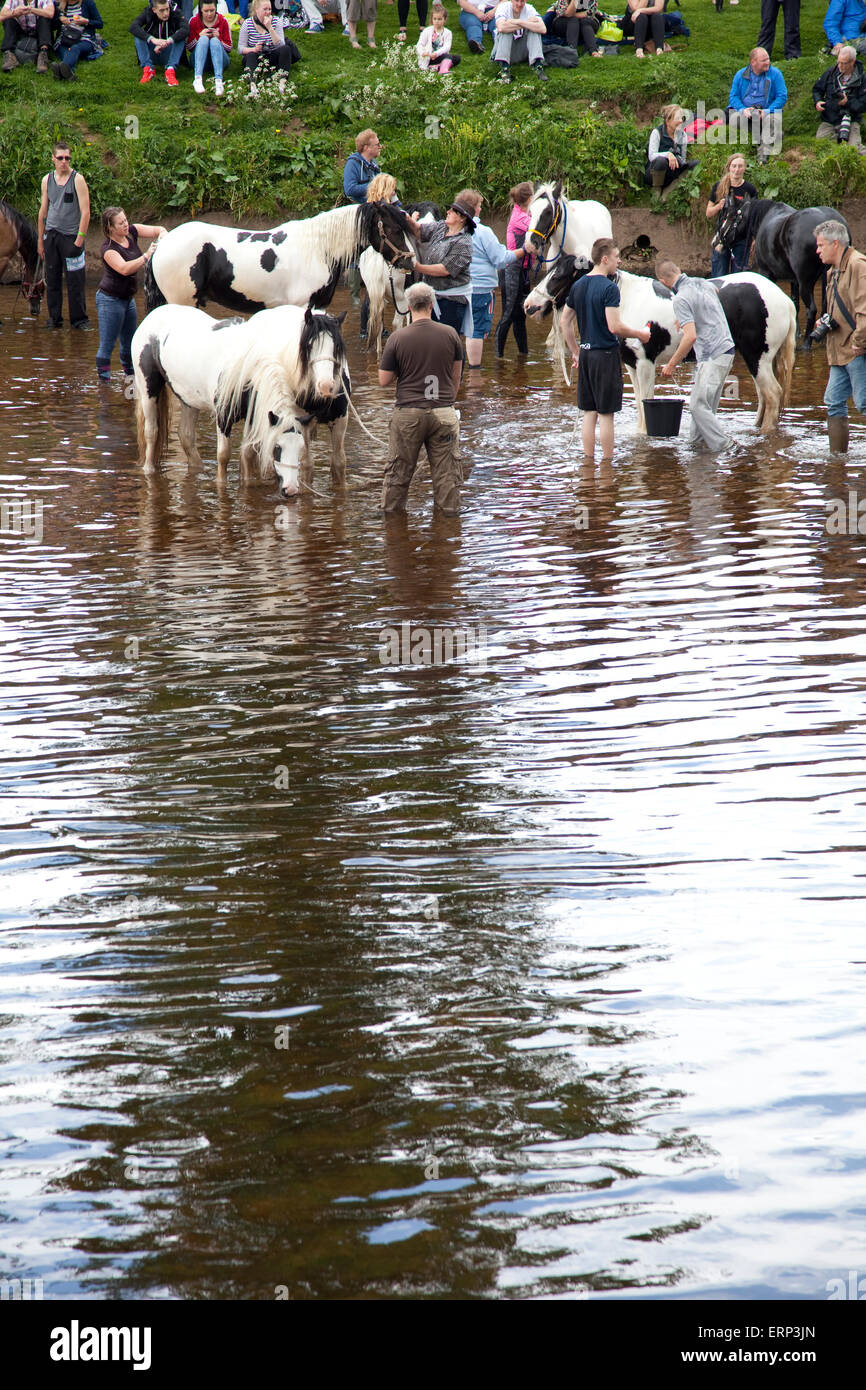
[470,290,495,339]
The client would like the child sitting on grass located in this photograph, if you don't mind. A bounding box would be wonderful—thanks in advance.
[417,3,459,70]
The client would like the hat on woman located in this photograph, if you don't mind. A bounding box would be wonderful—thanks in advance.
[450,201,476,232]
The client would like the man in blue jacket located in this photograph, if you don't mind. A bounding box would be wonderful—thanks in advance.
[342,129,381,203]
[824,0,866,54]
[728,46,787,164]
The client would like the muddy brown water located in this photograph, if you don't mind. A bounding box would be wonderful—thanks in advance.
[1,278,865,1301]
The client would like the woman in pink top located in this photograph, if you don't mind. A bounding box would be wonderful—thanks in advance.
[496,180,534,358]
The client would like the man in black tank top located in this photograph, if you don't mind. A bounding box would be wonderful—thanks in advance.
[37,139,91,329]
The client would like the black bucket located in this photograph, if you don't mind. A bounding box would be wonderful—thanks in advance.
[643,397,685,437]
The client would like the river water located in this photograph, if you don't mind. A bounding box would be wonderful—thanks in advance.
[1,282,864,1301]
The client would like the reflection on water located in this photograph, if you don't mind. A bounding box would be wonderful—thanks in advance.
[1,284,865,1300]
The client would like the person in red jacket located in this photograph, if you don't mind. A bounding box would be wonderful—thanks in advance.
[188,0,232,92]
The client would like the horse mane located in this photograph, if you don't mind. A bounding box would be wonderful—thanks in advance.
[0,198,39,277]
[741,198,786,242]
[291,204,364,269]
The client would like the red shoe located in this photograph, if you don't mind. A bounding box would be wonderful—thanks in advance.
[165,66,178,86]
[139,64,155,83]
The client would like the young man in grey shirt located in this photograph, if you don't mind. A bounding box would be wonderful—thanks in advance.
[655,256,735,451]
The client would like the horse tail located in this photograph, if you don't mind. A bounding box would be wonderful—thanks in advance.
[145,258,166,313]
[136,382,171,466]
[775,299,797,420]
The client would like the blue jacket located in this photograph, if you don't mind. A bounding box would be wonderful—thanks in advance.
[342,153,380,205]
[728,64,788,113]
[470,222,512,292]
[824,0,866,46]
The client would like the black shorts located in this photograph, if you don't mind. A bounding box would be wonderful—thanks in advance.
[577,347,623,414]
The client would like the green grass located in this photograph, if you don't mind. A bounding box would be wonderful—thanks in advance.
[1,0,863,222]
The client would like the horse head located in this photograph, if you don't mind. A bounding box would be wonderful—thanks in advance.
[526,182,563,257]
[367,202,415,272]
[300,306,348,400]
[525,254,581,318]
[269,410,306,501]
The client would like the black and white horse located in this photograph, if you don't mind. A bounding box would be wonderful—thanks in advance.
[741,201,849,343]
[526,258,796,432]
[131,303,349,498]
[525,181,612,268]
[145,202,416,316]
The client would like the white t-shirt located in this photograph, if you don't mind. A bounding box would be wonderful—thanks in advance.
[494,1,541,23]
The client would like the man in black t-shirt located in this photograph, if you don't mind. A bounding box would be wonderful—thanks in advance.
[560,238,650,462]
[378,282,464,515]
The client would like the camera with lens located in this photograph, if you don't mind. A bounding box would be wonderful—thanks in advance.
[808,312,837,345]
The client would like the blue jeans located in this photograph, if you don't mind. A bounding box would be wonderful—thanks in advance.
[133,35,186,68]
[470,289,495,338]
[57,38,93,70]
[193,35,229,76]
[710,239,750,277]
[96,290,138,375]
[225,0,249,14]
[459,10,495,45]
[824,354,866,419]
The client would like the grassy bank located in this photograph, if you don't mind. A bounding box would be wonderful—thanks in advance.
[1,0,864,222]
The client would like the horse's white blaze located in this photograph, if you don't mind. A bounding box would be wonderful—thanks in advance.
[273,426,305,498]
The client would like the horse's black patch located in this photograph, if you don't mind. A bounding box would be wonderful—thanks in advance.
[544,254,580,309]
[621,345,637,369]
[139,339,165,400]
[273,444,282,462]
[190,243,267,314]
[249,231,271,243]
[309,259,342,311]
[212,316,245,331]
[216,385,251,437]
[271,230,287,245]
[405,201,444,220]
[360,202,414,270]
[651,279,673,300]
[718,282,768,377]
[260,248,278,273]
[144,258,166,313]
[237,232,252,242]
[644,322,672,364]
[268,410,279,428]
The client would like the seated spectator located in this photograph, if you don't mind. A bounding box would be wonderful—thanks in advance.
[543,0,602,55]
[272,0,323,29]
[129,0,189,84]
[1,0,55,73]
[187,0,232,90]
[706,153,757,275]
[814,45,866,148]
[727,45,787,164]
[492,0,547,81]
[417,2,460,68]
[238,0,300,84]
[457,0,497,52]
[622,0,670,57]
[823,0,866,55]
[51,0,103,80]
[644,103,698,196]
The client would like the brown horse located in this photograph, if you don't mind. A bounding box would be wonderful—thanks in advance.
[0,199,43,315]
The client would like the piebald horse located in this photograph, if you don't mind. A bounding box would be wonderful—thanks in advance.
[145,202,416,316]
[525,258,796,433]
[525,181,612,268]
[360,203,441,356]
[131,304,349,498]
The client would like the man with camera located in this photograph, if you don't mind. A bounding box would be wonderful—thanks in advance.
[815,219,866,453]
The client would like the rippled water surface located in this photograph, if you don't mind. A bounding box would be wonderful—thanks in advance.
[1,281,865,1300]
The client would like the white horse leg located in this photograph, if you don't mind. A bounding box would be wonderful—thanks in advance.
[216,429,232,475]
[178,404,201,465]
[140,396,160,475]
[330,414,348,487]
[754,357,780,432]
[239,441,258,483]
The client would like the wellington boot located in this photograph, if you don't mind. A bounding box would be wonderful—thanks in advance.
[828,416,850,453]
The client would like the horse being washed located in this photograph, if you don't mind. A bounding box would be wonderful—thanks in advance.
[526,258,796,432]
[145,202,416,316]
[0,199,44,316]
[525,181,612,268]
[741,202,849,344]
[131,304,349,499]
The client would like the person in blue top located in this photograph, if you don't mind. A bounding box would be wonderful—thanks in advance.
[342,128,381,203]
[727,47,787,164]
[459,188,524,368]
[824,0,866,53]
[559,238,650,463]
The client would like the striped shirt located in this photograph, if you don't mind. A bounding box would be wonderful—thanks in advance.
[238,15,287,49]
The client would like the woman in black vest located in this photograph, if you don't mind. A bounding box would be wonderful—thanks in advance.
[96,207,166,381]
[644,103,698,194]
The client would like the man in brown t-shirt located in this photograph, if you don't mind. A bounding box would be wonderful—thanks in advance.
[378,282,464,515]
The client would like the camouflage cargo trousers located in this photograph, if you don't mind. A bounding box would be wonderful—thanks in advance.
[381,406,461,515]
